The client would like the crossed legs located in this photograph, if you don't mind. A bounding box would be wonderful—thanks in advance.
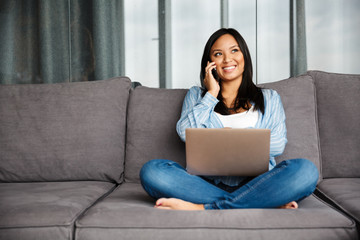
[140,158,318,210]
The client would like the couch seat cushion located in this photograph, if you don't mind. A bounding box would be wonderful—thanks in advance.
[75,183,357,240]
[317,178,360,223]
[0,181,115,240]
[0,77,130,183]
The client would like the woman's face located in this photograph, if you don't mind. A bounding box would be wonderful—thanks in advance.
[210,34,245,83]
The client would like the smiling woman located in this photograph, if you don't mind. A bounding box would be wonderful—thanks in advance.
[139,28,319,211]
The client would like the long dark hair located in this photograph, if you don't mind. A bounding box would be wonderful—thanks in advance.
[200,28,264,115]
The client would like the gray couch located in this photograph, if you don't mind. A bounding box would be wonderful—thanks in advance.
[0,70,359,240]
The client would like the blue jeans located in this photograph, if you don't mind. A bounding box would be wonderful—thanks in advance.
[140,158,319,210]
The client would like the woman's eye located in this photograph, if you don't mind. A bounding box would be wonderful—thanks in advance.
[214,52,222,57]
[232,49,239,53]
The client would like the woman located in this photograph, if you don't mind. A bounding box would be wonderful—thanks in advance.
[140,28,319,210]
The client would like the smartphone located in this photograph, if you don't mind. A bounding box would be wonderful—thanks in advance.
[212,68,220,81]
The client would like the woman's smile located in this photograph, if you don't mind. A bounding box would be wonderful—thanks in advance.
[222,65,237,72]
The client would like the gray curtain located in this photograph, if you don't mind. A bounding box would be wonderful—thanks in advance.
[0,0,124,84]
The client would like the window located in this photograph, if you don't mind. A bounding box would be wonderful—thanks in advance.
[229,0,290,84]
[1,0,359,86]
[228,0,257,81]
[124,0,159,87]
[171,0,220,88]
[305,0,360,74]
[123,0,302,88]
[257,0,290,84]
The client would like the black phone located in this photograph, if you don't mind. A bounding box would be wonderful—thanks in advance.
[212,68,220,81]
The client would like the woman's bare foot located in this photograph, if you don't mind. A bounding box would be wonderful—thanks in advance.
[154,198,297,210]
[155,198,205,210]
[279,201,298,209]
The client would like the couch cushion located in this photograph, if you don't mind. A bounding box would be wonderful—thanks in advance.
[309,71,360,178]
[75,183,357,240]
[0,77,131,183]
[0,181,115,240]
[317,178,360,224]
[125,87,187,182]
[260,75,321,180]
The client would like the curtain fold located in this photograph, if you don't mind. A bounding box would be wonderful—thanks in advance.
[39,0,70,83]
[0,0,125,84]
[92,0,124,80]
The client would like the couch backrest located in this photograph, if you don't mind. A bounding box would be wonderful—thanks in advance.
[260,75,322,181]
[125,75,323,183]
[309,71,360,178]
[125,87,187,183]
[0,77,131,183]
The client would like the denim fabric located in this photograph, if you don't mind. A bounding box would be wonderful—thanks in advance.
[140,158,318,210]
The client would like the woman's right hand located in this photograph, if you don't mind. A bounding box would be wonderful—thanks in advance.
[204,61,220,98]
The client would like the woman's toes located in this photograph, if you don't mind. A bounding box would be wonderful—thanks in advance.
[279,201,298,209]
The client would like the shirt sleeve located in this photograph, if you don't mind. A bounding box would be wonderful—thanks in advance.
[266,90,288,157]
[176,86,219,142]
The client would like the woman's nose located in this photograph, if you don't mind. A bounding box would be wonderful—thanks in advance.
[223,54,231,63]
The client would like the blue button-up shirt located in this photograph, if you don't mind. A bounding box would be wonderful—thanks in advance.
[176,86,287,186]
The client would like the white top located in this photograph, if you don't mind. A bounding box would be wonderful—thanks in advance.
[215,105,259,129]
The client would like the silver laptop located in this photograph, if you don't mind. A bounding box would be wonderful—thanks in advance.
[185,128,270,176]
